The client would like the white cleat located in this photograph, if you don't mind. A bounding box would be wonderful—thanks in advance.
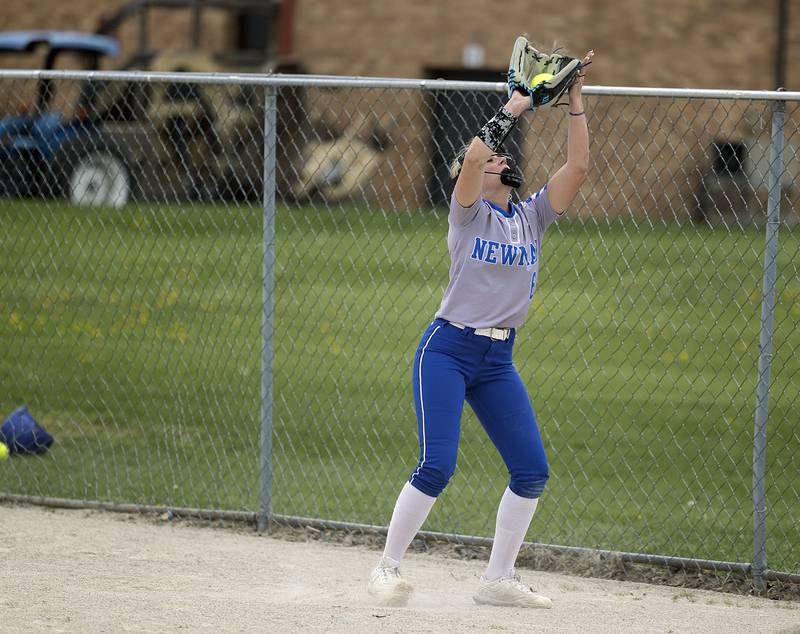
[367,557,413,606]
[473,571,553,609]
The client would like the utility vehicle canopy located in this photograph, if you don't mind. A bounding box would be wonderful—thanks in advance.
[0,31,119,57]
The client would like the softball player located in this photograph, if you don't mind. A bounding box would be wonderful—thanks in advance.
[368,51,594,608]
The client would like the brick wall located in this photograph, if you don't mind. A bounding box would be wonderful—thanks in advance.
[2,0,796,89]
[292,0,799,91]
[1,0,797,217]
[291,0,799,218]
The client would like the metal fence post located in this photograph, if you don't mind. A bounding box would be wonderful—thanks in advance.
[752,93,785,589]
[259,85,277,532]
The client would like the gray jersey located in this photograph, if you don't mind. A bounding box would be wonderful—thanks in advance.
[435,186,559,328]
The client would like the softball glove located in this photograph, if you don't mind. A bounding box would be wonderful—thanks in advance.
[507,36,583,109]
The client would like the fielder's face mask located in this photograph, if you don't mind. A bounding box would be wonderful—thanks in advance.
[454,150,523,189]
[484,152,523,189]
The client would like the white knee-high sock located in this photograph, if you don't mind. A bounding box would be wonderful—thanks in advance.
[382,482,437,565]
[483,487,539,581]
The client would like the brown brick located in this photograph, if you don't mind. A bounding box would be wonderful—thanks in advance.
[0,0,796,216]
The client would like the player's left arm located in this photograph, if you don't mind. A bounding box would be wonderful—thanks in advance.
[546,50,594,215]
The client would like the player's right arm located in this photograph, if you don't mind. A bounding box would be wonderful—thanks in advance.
[453,139,491,209]
[453,91,530,209]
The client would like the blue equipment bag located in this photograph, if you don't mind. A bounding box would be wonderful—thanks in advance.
[0,406,54,455]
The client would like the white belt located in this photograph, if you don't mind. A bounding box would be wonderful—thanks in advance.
[449,321,511,341]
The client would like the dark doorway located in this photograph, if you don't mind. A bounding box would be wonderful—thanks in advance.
[236,10,271,54]
[425,67,523,207]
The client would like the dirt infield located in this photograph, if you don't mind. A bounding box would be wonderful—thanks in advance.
[1,504,798,633]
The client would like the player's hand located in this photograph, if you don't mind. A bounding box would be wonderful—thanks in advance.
[569,50,594,96]
[507,89,532,117]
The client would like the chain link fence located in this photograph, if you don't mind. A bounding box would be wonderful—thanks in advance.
[0,70,798,585]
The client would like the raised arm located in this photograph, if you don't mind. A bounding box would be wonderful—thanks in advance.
[454,91,531,208]
[547,50,594,214]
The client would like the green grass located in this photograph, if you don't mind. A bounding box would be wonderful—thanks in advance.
[1,199,798,574]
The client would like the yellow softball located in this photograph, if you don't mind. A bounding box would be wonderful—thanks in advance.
[531,73,554,86]
[0,442,9,460]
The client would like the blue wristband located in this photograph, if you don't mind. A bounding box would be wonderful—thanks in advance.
[569,111,586,116]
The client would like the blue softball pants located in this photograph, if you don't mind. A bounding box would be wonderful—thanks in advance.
[408,318,549,499]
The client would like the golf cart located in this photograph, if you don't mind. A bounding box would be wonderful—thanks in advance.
[0,31,132,207]
[0,28,268,205]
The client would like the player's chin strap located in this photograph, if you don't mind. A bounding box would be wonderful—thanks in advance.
[485,167,523,188]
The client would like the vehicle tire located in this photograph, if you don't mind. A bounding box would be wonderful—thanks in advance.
[51,135,133,209]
